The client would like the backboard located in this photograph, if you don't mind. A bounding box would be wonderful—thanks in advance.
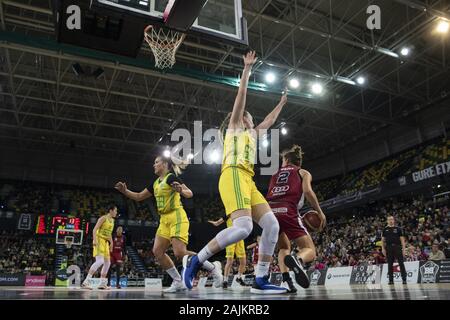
[56,229,83,247]
[92,0,248,45]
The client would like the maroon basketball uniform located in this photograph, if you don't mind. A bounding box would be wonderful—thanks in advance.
[252,244,259,265]
[110,235,125,264]
[266,165,309,240]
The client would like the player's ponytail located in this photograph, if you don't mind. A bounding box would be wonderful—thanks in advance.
[171,158,188,176]
[160,156,188,176]
[282,144,304,167]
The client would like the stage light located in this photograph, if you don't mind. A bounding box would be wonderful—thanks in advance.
[289,78,300,89]
[311,83,323,95]
[163,149,171,158]
[400,47,410,56]
[262,139,269,148]
[281,127,288,135]
[187,153,194,160]
[356,76,366,85]
[436,19,449,33]
[265,72,276,84]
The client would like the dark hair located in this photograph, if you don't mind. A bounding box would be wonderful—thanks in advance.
[282,145,304,167]
[107,204,117,212]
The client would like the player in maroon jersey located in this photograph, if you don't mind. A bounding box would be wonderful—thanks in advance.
[246,235,261,273]
[108,226,126,289]
[266,145,326,292]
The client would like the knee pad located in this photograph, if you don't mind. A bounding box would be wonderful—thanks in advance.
[90,256,104,271]
[232,216,253,238]
[216,216,253,249]
[101,260,111,272]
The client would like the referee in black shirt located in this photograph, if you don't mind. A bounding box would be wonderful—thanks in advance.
[382,215,407,285]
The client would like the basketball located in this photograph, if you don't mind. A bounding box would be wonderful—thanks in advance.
[303,210,322,232]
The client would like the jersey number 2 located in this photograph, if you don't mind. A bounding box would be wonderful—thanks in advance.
[276,171,290,184]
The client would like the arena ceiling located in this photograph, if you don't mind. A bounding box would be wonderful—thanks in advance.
[0,0,450,166]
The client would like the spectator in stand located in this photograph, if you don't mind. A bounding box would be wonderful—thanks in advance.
[405,244,418,262]
[428,243,446,261]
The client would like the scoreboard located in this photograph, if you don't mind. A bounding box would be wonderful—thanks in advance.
[35,215,89,235]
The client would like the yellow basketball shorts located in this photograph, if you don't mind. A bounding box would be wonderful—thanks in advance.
[219,167,268,216]
[226,240,246,259]
[93,237,110,259]
[156,208,189,244]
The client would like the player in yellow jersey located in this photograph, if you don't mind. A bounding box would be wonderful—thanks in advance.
[114,156,222,293]
[81,204,118,290]
[209,215,247,288]
[182,51,289,294]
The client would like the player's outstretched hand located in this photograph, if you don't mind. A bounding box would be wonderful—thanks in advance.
[280,89,288,105]
[243,50,257,67]
[115,182,127,194]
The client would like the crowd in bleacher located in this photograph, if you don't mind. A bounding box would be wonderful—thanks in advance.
[1,138,448,221]
[0,230,55,284]
[312,195,449,269]
[0,193,448,284]
[315,137,450,201]
[0,136,449,284]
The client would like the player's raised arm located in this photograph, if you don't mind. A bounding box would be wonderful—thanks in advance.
[115,181,152,202]
[300,169,326,230]
[255,91,287,133]
[229,51,257,129]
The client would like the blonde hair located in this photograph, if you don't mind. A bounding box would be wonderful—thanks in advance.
[282,145,304,167]
[158,156,188,176]
[218,111,251,143]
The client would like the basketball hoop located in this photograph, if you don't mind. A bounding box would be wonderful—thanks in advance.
[144,25,186,69]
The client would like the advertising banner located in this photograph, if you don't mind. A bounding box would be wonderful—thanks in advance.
[307,268,327,286]
[418,259,450,283]
[55,257,68,287]
[437,259,450,283]
[0,274,26,286]
[380,261,419,284]
[127,278,145,287]
[410,161,450,183]
[350,265,381,284]
[25,275,46,287]
[110,277,128,288]
[324,266,352,285]
[144,278,161,290]
[419,260,440,283]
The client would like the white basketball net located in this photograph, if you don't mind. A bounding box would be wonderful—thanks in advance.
[144,25,186,69]
[64,238,73,249]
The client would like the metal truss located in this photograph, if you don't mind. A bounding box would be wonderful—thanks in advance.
[0,0,449,163]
